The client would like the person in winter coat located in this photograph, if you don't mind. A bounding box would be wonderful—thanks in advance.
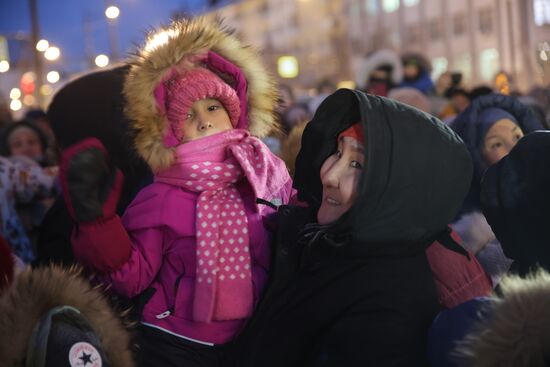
[481,130,550,275]
[355,49,404,97]
[35,65,153,268]
[399,53,435,95]
[0,120,59,254]
[428,131,550,367]
[231,88,474,366]
[60,17,293,367]
[0,265,134,367]
[0,155,56,263]
[451,94,544,286]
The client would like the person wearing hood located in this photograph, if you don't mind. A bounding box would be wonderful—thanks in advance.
[451,94,544,286]
[399,53,435,95]
[0,265,134,367]
[59,17,293,366]
[231,88,474,366]
[428,131,550,367]
[481,130,550,275]
[355,49,404,97]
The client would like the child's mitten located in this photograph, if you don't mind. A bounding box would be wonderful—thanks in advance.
[60,138,131,273]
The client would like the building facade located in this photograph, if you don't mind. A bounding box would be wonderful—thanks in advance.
[201,0,549,92]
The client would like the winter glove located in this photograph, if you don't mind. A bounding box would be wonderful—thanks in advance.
[60,138,131,273]
[60,137,123,222]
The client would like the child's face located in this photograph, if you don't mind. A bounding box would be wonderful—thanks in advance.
[481,118,524,166]
[317,137,365,225]
[8,126,43,160]
[180,98,233,143]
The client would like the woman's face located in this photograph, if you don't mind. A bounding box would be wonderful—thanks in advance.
[8,126,43,160]
[481,118,524,166]
[180,98,233,143]
[317,137,365,225]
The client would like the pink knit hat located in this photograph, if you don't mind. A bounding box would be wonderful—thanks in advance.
[161,67,241,144]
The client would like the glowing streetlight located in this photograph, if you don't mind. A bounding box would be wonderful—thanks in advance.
[0,60,9,73]
[23,94,36,106]
[44,46,60,61]
[10,99,22,111]
[40,84,53,96]
[36,39,49,52]
[95,54,110,68]
[10,88,21,100]
[46,71,60,83]
[277,56,299,78]
[105,6,120,19]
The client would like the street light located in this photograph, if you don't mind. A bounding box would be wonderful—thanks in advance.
[40,84,53,96]
[95,54,109,68]
[36,39,49,52]
[10,99,22,111]
[10,88,21,100]
[44,46,60,61]
[277,56,299,78]
[46,70,60,83]
[0,60,9,73]
[105,6,120,19]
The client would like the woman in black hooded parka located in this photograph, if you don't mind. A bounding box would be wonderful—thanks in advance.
[231,89,473,366]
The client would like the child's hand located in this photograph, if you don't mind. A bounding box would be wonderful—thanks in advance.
[60,138,123,222]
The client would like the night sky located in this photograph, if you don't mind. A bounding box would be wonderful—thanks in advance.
[0,0,212,73]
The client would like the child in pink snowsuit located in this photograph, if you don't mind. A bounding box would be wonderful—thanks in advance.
[61,18,293,366]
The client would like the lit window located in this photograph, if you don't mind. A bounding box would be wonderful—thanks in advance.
[479,48,500,81]
[382,0,399,13]
[534,0,550,26]
[431,57,448,80]
[365,0,378,15]
[403,0,418,6]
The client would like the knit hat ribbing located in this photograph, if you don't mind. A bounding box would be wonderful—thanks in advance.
[164,67,241,142]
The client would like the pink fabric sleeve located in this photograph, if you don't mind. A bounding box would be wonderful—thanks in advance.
[99,227,165,298]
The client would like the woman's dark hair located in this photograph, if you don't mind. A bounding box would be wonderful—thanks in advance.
[0,119,48,157]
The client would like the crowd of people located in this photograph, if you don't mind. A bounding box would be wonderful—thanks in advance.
[1,15,550,367]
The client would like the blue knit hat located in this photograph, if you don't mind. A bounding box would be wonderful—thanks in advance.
[477,107,519,149]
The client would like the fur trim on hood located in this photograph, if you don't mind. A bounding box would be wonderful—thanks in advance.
[354,49,404,90]
[0,265,134,367]
[124,16,279,171]
[457,270,550,367]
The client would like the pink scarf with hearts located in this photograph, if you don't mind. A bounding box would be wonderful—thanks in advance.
[155,129,288,322]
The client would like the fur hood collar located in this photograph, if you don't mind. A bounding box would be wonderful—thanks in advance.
[457,270,550,366]
[0,266,134,367]
[124,17,279,171]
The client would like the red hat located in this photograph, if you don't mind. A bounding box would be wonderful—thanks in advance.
[338,123,365,143]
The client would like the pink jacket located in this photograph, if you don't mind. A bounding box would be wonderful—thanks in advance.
[101,177,292,345]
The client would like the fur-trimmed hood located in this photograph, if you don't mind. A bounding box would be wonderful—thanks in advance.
[457,270,550,367]
[354,49,404,90]
[124,17,279,171]
[0,266,134,367]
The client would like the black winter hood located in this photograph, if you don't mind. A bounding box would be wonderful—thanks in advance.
[294,89,472,256]
[481,131,550,274]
